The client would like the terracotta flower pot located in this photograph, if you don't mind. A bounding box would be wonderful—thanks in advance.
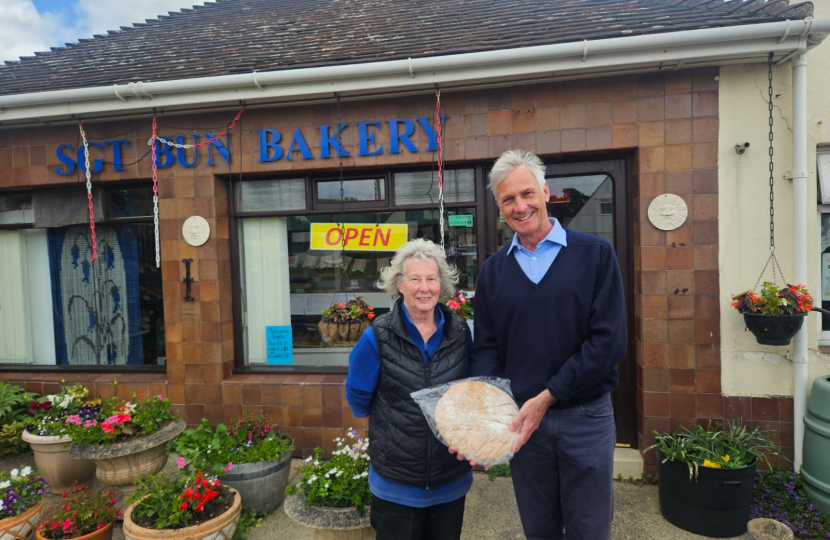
[121,486,241,540]
[35,523,113,540]
[21,431,96,493]
[284,492,373,540]
[0,501,43,540]
[69,420,185,504]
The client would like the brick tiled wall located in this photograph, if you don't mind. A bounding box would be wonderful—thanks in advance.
[2,67,796,467]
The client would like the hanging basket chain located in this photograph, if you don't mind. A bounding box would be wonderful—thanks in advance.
[151,117,160,268]
[754,52,788,290]
[435,89,445,252]
[77,120,98,262]
[150,107,246,149]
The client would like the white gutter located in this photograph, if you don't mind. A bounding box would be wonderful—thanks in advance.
[792,52,809,472]
[0,18,829,125]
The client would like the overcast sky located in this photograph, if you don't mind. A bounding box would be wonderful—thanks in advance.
[0,0,210,63]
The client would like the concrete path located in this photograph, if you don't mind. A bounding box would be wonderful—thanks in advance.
[1,454,752,540]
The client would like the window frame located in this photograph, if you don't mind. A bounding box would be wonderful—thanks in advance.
[0,184,166,373]
[230,165,487,374]
[818,205,830,345]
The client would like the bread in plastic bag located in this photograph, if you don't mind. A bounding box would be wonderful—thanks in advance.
[410,377,519,466]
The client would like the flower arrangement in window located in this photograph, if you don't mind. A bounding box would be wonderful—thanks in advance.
[61,391,177,446]
[442,291,474,320]
[731,282,814,315]
[172,411,293,477]
[286,428,371,514]
[37,483,120,539]
[319,297,375,343]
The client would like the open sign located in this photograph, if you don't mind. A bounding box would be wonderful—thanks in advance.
[310,223,408,251]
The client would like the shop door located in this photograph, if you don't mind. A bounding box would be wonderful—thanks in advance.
[486,158,636,447]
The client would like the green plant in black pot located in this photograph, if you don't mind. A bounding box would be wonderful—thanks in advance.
[731,282,814,345]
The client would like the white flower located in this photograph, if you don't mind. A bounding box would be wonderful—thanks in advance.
[305,456,313,463]
[0,481,10,489]
[10,469,18,479]
[366,456,370,461]
[336,471,343,477]
[313,460,319,466]
[353,475,361,480]
[20,467,31,477]
[324,483,330,488]
[123,402,137,413]
[0,500,4,510]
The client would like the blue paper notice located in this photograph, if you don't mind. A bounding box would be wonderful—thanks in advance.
[266,326,293,365]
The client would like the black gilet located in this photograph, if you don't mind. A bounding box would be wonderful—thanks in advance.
[368,299,471,489]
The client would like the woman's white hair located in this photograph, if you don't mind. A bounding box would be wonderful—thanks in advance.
[377,238,458,298]
[488,149,546,194]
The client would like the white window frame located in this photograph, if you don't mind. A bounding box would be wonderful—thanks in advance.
[818,205,830,345]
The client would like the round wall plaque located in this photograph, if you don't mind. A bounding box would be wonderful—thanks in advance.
[647,194,688,231]
[182,216,210,247]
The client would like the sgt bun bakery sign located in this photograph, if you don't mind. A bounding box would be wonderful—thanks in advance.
[53,116,443,175]
[310,223,407,252]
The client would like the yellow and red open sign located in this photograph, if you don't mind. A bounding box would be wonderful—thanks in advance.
[310,223,408,251]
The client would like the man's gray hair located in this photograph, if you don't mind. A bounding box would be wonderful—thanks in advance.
[488,150,546,194]
[377,238,458,299]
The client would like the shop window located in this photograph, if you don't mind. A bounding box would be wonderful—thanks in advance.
[394,169,476,206]
[106,188,155,219]
[233,178,306,213]
[496,174,614,248]
[820,209,830,341]
[0,193,33,225]
[236,169,479,368]
[0,188,164,366]
[315,178,386,205]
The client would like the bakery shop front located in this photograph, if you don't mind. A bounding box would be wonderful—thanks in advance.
[5,0,824,476]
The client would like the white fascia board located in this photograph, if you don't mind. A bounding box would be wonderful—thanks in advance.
[1,18,829,125]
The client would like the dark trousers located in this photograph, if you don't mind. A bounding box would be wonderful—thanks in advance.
[510,393,616,540]
[370,494,466,540]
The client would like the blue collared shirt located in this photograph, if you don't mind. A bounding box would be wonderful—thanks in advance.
[507,218,567,283]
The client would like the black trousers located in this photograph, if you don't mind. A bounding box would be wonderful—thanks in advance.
[370,494,466,540]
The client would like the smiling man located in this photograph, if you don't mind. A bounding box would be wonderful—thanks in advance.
[461,150,627,540]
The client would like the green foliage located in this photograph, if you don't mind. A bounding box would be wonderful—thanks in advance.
[128,471,226,530]
[0,383,34,425]
[441,291,474,320]
[286,430,371,514]
[731,282,814,315]
[0,421,29,455]
[752,468,830,538]
[173,412,293,477]
[25,385,94,438]
[233,508,265,540]
[62,394,177,446]
[38,483,120,539]
[487,464,511,481]
[320,297,375,322]
[645,419,780,482]
[0,467,48,519]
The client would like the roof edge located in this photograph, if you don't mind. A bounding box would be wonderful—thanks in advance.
[1,18,829,127]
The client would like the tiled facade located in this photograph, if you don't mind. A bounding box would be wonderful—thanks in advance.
[0,67,792,471]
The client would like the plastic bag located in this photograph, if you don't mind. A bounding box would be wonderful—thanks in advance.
[410,376,520,466]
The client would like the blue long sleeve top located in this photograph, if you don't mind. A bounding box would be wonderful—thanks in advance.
[345,303,473,507]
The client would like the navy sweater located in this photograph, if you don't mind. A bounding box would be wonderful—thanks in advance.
[471,228,628,406]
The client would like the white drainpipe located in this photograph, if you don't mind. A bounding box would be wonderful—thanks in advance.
[792,52,809,472]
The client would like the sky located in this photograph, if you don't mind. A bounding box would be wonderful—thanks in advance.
[0,0,210,63]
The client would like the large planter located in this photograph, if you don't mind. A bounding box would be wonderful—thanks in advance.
[69,419,185,503]
[21,431,95,493]
[657,450,756,537]
[221,436,293,513]
[743,313,806,346]
[36,523,113,540]
[0,502,43,540]
[284,491,373,540]
[122,486,241,540]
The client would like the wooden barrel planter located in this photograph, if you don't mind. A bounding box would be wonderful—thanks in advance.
[284,491,373,540]
[220,436,293,513]
[657,450,756,537]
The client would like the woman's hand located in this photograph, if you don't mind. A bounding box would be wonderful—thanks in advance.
[358,415,370,430]
[448,446,484,468]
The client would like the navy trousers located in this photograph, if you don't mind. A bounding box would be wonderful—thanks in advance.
[510,393,616,540]
[370,494,466,540]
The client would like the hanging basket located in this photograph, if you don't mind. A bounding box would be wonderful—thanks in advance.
[743,313,807,346]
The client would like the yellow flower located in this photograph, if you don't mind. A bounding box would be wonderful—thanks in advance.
[702,459,722,469]
[721,455,730,463]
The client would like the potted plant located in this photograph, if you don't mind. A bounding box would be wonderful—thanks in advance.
[646,420,780,538]
[0,466,48,540]
[172,411,294,513]
[36,483,120,540]
[0,382,37,457]
[22,385,96,492]
[122,471,241,540]
[284,429,372,539]
[318,298,375,344]
[441,290,474,336]
[64,391,184,504]
[731,282,814,345]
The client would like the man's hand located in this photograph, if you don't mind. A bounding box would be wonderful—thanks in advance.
[509,389,556,454]
[358,415,369,430]
[448,446,480,467]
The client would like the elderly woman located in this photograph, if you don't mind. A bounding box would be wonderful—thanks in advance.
[345,238,472,540]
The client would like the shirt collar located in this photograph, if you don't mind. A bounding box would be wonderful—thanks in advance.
[507,218,567,254]
[400,302,445,343]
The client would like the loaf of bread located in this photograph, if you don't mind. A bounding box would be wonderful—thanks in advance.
[434,380,519,464]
